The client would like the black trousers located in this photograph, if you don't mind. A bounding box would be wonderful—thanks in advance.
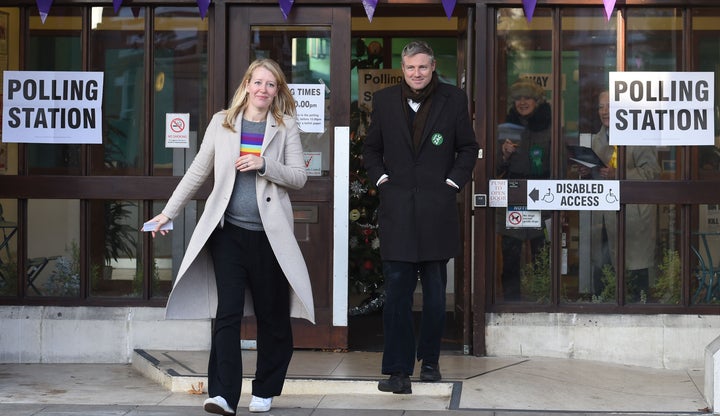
[381,260,448,376]
[207,222,292,410]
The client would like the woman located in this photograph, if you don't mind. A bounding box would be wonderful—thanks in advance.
[495,79,552,301]
[146,58,314,415]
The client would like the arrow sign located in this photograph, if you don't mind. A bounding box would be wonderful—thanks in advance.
[529,188,540,202]
[526,180,620,211]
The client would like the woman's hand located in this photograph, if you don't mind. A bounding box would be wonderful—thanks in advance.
[146,213,170,238]
[236,155,265,172]
[501,139,518,160]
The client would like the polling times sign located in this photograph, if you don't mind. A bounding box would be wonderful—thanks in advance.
[2,71,104,144]
[609,71,714,146]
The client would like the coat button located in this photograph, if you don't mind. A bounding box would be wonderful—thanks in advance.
[266,197,271,202]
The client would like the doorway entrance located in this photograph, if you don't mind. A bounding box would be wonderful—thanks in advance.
[224,4,475,353]
[345,10,474,353]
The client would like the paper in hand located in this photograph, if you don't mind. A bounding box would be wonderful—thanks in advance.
[142,220,173,232]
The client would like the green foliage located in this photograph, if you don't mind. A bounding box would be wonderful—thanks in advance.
[652,249,681,304]
[592,264,616,303]
[104,200,137,266]
[45,241,80,297]
[0,251,18,296]
[521,243,551,303]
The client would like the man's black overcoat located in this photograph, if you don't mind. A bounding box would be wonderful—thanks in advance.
[362,81,479,262]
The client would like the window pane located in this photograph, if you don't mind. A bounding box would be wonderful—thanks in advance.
[88,199,142,297]
[0,199,19,297]
[27,199,80,297]
[494,8,552,303]
[250,26,332,176]
[89,7,145,175]
[153,7,208,176]
[26,7,82,175]
[692,9,720,180]
[151,200,171,298]
[626,8,683,181]
[691,204,720,305]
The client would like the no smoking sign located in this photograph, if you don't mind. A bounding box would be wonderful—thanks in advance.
[165,113,190,148]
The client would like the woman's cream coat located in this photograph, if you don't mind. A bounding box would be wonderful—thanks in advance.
[161,111,315,323]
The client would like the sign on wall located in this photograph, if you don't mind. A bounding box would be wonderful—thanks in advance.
[357,69,403,113]
[2,71,104,144]
[526,180,620,211]
[609,71,714,146]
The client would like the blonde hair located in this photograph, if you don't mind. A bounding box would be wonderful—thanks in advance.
[223,58,296,130]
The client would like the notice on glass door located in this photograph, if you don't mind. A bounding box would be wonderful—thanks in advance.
[289,84,325,133]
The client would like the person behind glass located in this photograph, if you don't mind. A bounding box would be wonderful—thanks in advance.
[495,79,551,301]
[582,90,660,301]
[145,58,314,415]
[362,41,478,394]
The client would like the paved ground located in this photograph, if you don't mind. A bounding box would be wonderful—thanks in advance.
[0,349,712,415]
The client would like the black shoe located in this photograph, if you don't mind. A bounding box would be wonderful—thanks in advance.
[420,362,442,382]
[378,373,412,394]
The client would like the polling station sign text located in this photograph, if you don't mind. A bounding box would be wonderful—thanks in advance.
[288,83,325,133]
[526,180,620,211]
[609,71,714,146]
[2,71,104,144]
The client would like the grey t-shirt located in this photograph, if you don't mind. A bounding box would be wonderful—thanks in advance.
[224,119,265,231]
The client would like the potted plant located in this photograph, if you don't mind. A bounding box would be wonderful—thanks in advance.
[103,200,137,279]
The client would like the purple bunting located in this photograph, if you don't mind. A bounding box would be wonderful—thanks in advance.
[362,0,378,22]
[522,0,536,23]
[197,0,211,20]
[279,0,294,20]
[112,0,122,13]
[36,0,53,23]
[603,0,616,20]
[441,0,456,19]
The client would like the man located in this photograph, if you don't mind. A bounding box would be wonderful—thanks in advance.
[362,40,478,394]
[586,90,660,301]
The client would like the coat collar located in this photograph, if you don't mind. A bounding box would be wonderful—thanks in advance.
[231,110,280,156]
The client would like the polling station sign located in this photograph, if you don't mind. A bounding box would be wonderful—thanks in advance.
[526,180,620,211]
[2,71,104,144]
[609,71,714,146]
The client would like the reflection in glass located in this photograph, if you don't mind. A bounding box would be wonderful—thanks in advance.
[495,8,553,303]
[626,8,682,181]
[250,26,331,176]
[691,205,720,304]
[27,200,81,297]
[88,199,141,297]
[0,199,19,297]
[151,200,172,298]
[693,9,720,180]
[89,7,146,175]
[26,7,82,175]
[153,7,208,176]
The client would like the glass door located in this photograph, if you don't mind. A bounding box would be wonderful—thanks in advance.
[226,6,351,349]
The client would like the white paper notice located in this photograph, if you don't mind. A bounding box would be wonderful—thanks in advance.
[165,113,190,148]
[289,84,325,133]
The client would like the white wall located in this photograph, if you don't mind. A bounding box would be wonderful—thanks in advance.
[1,306,718,369]
[0,306,209,363]
[486,312,720,369]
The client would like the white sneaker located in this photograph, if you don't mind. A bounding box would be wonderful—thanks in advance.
[203,396,235,415]
[248,395,273,412]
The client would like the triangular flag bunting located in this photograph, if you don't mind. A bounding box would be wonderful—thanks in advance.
[522,0,537,22]
[362,0,378,22]
[279,0,294,20]
[112,0,123,13]
[197,0,210,19]
[603,0,616,21]
[36,0,53,23]
[441,0,456,19]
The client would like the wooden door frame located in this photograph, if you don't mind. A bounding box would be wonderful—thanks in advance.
[218,3,351,349]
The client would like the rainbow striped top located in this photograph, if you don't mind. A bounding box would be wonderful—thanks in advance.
[240,130,263,156]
